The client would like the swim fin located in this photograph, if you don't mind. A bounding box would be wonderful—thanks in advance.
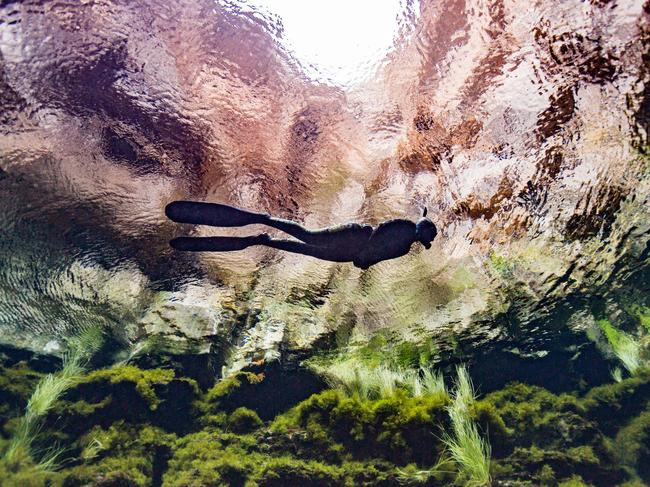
[165,201,268,227]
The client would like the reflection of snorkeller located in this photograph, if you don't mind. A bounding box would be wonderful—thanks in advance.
[165,201,437,269]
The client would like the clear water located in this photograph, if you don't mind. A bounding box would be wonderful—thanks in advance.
[0,0,648,367]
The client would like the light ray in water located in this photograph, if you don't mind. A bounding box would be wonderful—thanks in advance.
[243,0,418,87]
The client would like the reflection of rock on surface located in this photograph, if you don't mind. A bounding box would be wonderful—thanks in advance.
[139,284,237,352]
[0,0,648,370]
[225,319,287,376]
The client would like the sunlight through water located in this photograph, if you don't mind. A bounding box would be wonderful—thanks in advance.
[242,0,416,87]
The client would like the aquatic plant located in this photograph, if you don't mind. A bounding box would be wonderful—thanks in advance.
[598,319,643,375]
[612,367,624,383]
[443,365,492,486]
[315,358,404,400]
[375,365,403,398]
[4,372,76,466]
[312,355,448,403]
[419,367,447,396]
[3,354,650,485]
[1,326,104,471]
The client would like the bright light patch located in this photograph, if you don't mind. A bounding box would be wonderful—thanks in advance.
[245,0,410,87]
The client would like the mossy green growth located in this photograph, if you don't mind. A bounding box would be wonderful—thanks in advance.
[582,370,650,435]
[162,430,257,486]
[0,443,63,487]
[227,407,263,434]
[272,388,449,466]
[7,356,650,486]
[164,428,402,487]
[0,361,43,435]
[558,475,592,487]
[83,366,177,411]
[471,378,650,485]
[253,457,344,486]
[625,304,650,333]
[46,365,200,439]
[62,421,176,487]
[475,382,588,455]
[502,446,608,485]
[202,371,264,407]
[197,371,279,427]
[614,407,650,482]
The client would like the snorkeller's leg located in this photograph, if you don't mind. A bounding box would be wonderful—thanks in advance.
[260,238,353,263]
[170,234,356,263]
[170,234,269,251]
[166,201,269,227]
[262,218,373,247]
[165,200,372,248]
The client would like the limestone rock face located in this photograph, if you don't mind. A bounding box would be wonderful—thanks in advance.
[0,0,648,375]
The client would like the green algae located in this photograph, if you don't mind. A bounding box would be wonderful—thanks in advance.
[558,475,592,486]
[227,407,263,434]
[271,389,450,466]
[84,365,178,411]
[163,430,400,487]
[2,326,106,474]
[45,364,201,439]
[614,407,650,482]
[63,422,176,486]
[582,370,650,435]
[628,304,650,334]
[5,356,650,486]
[0,361,43,436]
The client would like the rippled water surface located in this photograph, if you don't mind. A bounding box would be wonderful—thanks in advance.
[0,0,648,365]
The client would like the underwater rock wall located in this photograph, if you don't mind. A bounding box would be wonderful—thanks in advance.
[3,352,650,486]
[0,0,648,375]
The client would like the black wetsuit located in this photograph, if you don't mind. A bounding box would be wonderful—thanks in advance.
[166,201,420,269]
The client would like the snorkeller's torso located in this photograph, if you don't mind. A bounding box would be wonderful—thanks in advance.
[353,219,417,269]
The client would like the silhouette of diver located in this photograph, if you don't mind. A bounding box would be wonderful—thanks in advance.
[165,201,437,269]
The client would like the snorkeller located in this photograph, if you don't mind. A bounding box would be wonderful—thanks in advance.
[165,201,437,269]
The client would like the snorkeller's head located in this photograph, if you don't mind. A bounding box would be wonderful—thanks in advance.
[415,207,437,249]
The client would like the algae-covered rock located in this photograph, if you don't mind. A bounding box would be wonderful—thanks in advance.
[227,407,263,434]
[614,408,650,482]
[200,366,325,421]
[582,370,650,435]
[474,382,592,456]
[270,389,450,466]
[253,457,344,487]
[46,365,200,439]
[499,445,624,486]
[163,429,403,487]
[8,359,650,486]
[61,422,176,487]
[0,361,43,436]
[478,375,650,486]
